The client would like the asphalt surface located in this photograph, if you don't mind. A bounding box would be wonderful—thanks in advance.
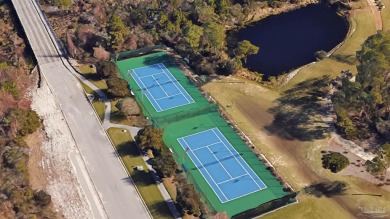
[11,1,152,218]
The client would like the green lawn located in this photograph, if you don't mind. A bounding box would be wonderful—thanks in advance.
[107,128,173,219]
[76,65,108,90]
[79,80,94,94]
[334,9,376,56]
[92,100,105,122]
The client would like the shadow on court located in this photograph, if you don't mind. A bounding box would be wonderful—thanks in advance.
[142,54,178,69]
[264,76,332,141]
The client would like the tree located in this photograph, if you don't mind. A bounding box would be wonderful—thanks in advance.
[106,77,130,98]
[202,22,226,54]
[136,126,164,151]
[234,40,259,63]
[152,153,178,178]
[115,97,141,116]
[176,183,201,216]
[96,61,118,78]
[53,0,71,8]
[322,152,349,173]
[184,25,203,50]
[108,15,130,52]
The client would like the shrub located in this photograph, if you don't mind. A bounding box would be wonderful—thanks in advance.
[115,97,140,116]
[365,157,386,174]
[315,50,327,60]
[322,152,349,173]
[34,190,51,208]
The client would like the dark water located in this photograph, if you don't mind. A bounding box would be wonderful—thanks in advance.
[233,4,348,77]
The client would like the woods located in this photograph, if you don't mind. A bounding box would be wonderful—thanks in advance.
[42,0,314,76]
[332,31,390,174]
[332,31,390,142]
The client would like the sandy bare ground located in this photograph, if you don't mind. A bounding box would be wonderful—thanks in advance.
[30,77,92,218]
[366,0,383,30]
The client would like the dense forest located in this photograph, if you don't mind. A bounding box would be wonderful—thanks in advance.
[41,0,318,77]
[0,2,56,218]
[332,31,390,174]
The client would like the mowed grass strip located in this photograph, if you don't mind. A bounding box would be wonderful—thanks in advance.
[107,128,173,219]
[78,80,105,122]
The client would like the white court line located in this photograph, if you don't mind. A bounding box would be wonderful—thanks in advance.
[130,70,163,112]
[211,128,265,190]
[138,71,166,79]
[154,93,182,101]
[217,174,248,185]
[179,138,229,202]
[205,146,233,178]
[178,128,217,139]
[157,63,194,103]
[191,141,221,151]
[151,75,170,97]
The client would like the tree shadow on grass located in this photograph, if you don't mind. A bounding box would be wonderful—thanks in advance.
[116,141,141,157]
[303,181,347,198]
[149,200,174,218]
[81,72,103,81]
[265,76,333,141]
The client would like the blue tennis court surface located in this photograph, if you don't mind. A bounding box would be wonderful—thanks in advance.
[129,63,195,112]
[177,128,267,203]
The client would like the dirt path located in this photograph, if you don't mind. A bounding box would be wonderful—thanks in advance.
[366,0,383,30]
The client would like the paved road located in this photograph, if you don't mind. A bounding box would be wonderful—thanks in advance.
[11,1,151,218]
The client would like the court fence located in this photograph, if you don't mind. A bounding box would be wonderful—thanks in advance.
[111,44,167,62]
[232,192,297,219]
[150,104,218,128]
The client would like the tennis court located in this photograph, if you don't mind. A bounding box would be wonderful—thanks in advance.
[177,128,267,203]
[130,63,195,112]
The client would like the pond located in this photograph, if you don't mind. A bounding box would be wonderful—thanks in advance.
[233,4,349,77]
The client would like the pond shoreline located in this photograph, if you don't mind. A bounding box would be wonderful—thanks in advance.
[233,4,350,77]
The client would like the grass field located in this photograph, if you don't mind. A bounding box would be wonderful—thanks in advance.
[202,1,390,217]
[107,128,172,219]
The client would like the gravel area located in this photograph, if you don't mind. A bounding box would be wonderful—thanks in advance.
[31,77,92,218]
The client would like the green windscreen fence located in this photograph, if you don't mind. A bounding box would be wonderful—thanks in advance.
[110,44,167,62]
